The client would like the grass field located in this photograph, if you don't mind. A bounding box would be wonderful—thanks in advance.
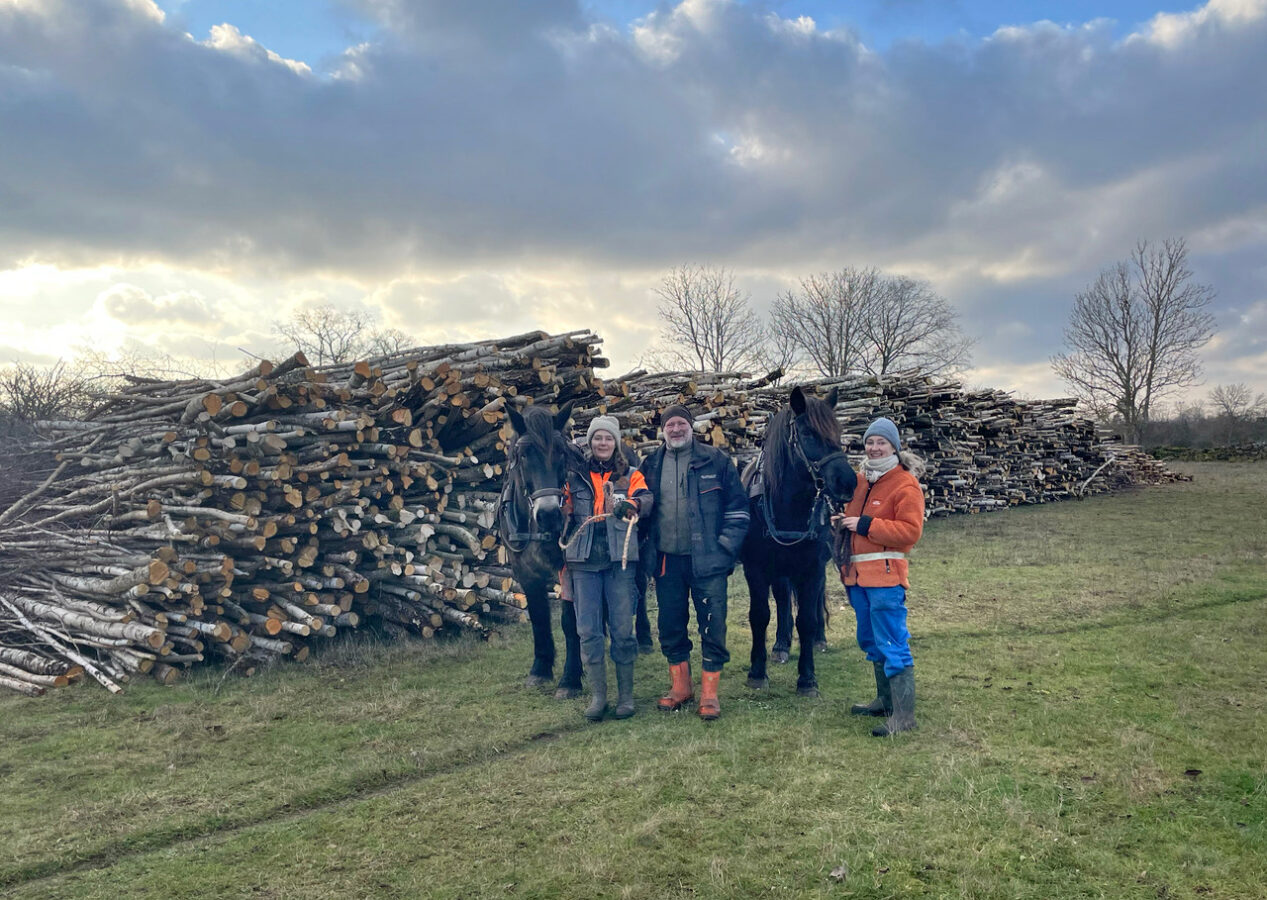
[1,462,1264,899]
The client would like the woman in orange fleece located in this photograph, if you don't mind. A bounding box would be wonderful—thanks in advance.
[835,416,926,737]
[563,416,653,722]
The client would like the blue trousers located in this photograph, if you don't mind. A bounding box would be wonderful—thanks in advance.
[847,584,914,677]
[571,566,638,667]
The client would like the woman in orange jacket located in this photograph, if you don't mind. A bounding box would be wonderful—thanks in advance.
[835,417,925,737]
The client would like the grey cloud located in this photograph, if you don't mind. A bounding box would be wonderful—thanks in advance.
[1,0,1266,391]
[97,283,218,326]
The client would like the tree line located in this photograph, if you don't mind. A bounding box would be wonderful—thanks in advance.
[650,263,973,380]
[2,241,1249,452]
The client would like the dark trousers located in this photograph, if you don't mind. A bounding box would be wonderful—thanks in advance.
[572,566,638,667]
[655,553,729,672]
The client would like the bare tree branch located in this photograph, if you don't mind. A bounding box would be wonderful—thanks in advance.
[0,362,97,421]
[769,268,880,378]
[1208,383,1267,444]
[653,265,763,373]
[859,276,974,377]
[1052,237,1216,443]
[271,305,415,367]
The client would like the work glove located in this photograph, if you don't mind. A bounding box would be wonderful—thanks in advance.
[613,498,638,520]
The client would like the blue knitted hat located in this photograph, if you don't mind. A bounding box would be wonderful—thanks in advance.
[863,417,901,452]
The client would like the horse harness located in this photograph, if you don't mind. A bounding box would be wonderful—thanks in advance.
[759,419,850,547]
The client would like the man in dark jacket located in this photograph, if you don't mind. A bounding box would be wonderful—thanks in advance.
[639,404,749,720]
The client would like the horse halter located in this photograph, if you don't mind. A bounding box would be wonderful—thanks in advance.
[788,418,850,509]
[762,418,849,547]
[499,445,565,551]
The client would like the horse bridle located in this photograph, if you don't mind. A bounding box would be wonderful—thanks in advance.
[789,418,849,506]
[499,445,566,552]
[762,419,850,547]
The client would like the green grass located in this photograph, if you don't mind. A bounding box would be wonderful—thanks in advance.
[1,462,1264,898]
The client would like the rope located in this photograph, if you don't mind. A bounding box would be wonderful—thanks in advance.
[558,511,640,570]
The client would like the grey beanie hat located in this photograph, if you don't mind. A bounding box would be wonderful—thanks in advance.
[586,415,621,444]
[863,417,901,452]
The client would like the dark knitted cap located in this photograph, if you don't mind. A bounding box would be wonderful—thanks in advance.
[660,404,694,427]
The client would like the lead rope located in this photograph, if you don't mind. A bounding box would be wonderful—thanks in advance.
[558,511,640,570]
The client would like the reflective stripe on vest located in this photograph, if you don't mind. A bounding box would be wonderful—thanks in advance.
[850,551,908,563]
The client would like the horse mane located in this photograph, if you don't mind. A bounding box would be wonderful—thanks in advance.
[764,396,842,497]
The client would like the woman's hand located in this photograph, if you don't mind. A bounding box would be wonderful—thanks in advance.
[837,515,861,533]
[612,499,638,520]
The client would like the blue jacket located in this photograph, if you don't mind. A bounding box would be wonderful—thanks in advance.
[639,440,750,578]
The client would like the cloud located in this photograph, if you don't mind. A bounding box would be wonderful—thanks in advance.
[0,0,1265,398]
[95,283,218,325]
[202,23,312,75]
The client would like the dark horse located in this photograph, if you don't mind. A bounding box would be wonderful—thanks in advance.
[741,386,857,696]
[499,403,584,698]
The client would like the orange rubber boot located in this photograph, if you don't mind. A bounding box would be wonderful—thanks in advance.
[699,670,721,720]
[657,661,694,711]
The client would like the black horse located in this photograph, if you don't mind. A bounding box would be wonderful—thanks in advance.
[741,386,856,697]
[499,403,584,698]
[771,578,828,664]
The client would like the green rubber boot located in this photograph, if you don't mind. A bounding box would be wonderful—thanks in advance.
[613,662,635,719]
[871,666,917,737]
[850,661,892,717]
[583,662,608,722]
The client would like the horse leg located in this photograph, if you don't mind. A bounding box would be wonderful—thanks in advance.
[745,564,771,689]
[555,596,583,699]
[523,579,555,688]
[771,576,793,663]
[814,576,829,653]
[634,566,653,653]
[795,570,824,697]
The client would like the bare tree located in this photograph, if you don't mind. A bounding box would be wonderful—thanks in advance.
[0,361,96,421]
[1052,238,1216,443]
[859,276,973,377]
[1208,383,1267,444]
[365,327,417,358]
[273,304,413,366]
[769,268,882,378]
[654,265,763,372]
[751,322,804,383]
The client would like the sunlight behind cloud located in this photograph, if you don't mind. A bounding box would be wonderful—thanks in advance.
[203,23,312,75]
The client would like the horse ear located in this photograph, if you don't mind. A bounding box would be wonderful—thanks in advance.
[790,385,808,416]
[554,401,575,433]
[507,407,527,436]
[826,387,839,408]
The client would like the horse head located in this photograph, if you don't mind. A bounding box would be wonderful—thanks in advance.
[506,401,576,536]
[787,385,856,506]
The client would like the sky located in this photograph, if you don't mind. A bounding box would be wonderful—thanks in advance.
[2,0,1265,407]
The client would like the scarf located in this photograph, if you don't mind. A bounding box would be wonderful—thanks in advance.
[861,454,899,483]
[588,453,617,475]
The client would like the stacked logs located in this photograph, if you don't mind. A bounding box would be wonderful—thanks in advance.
[0,331,609,694]
[0,333,1186,695]
[574,369,1187,514]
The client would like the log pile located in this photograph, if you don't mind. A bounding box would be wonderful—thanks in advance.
[0,330,1186,696]
[574,370,1188,514]
[0,331,610,694]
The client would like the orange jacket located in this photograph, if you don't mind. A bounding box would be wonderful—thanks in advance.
[840,465,925,588]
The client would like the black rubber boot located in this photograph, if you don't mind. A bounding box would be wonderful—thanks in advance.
[851,661,892,717]
[613,663,635,719]
[872,666,917,737]
[583,662,608,722]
